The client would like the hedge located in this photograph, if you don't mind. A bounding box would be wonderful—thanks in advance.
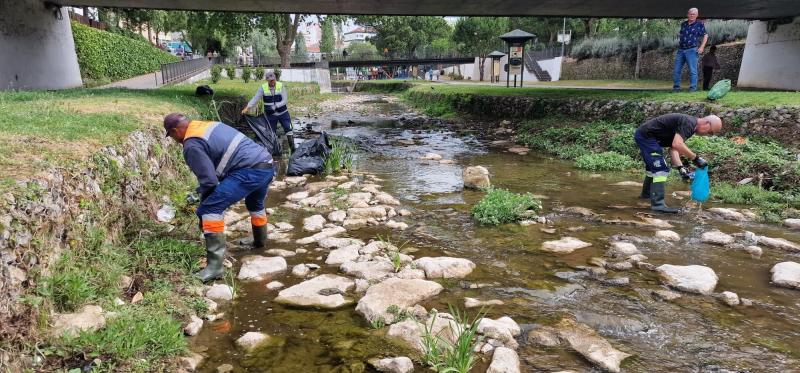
[71,22,178,82]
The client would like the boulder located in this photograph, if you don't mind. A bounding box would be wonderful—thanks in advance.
[265,249,296,257]
[343,218,370,230]
[286,191,309,202]
[340,260,395,280]
[274,274,355,309]
[655,230,680,242]
[236,332,272,351]
[700,230,734,245]
[487,347,520,373]
[326,244,362,265]
[784,218,800,230]
[607,242,640,258]
[387,313,458,352]
[347,206,388,220]
[292,264,310,277]
[745,246,763,257]
[184,315,203,336]
[284,176,307,187]
[268,180,287,191]
[51,305,106,336]
[719,291,740,306]
[237,255,287,281]
[303,215,327,232]
[541,237,592,253]
[356,278,443,324]
[206,284,234,301]
[413,257,475,279]
[306,181,338,195]
[374,192,401,206]
[770,261,800,289]
[295,226,347,245]
[758,236,800,252]
[385,220,409,230]
[369,357,414,373]
[507,146,529,155]
[707,207,748,221]
[477,316,521,349]
[328,210,347,223]
[463,166,490,190]
[656,264,718,294]
[555,319,631,373]
[265,281,284,290]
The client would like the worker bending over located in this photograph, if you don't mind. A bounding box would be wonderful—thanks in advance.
[635,113,722,213]
[164,113,274,282]
[242,71,295,153]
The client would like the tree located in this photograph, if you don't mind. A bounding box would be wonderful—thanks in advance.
[354,16,451,56]
[248,29,279,63]
[508,17,563,44]
[257,14,308,68]
[184,12,253,56]
[320,18,335,55]
[452,17,509,81]
[293,34,309,61]
[345,42,380,59]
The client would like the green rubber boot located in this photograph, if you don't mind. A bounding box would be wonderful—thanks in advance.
[650,182,680,214]
[639,176,653,199]
[252,224,268,249]
[195,233,226,282]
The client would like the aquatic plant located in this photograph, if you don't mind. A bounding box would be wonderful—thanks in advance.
[369,316,386,329]
[575,151,638,171]
[323,137,356,175]
[389,251,403,273]
[472,187,541,225]
[419,305,487,373]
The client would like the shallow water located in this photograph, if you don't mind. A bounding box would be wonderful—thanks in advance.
[194,95,800,372]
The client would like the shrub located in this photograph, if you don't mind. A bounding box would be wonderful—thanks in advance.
[241,66,252,83]
[273,68,282,80]
[225,65,236,80]
[210,65,222,83]
[71,22,178,82]
[254,66,265,80]
[575,151,638,171]
[472,187,541,225]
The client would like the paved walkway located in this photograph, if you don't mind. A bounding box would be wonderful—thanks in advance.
[99,71,162,89]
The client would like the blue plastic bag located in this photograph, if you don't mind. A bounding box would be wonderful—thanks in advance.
[691,166,710,202]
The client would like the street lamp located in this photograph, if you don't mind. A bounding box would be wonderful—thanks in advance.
[499,29,535,88]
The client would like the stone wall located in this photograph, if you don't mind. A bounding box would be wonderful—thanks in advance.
[0,127,186,342]
[562,42,745,86]
[407,91,800,147]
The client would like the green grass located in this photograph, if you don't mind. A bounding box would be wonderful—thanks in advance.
[472,187,541,225]
[419,305,486,373]
[575,151,638,171]
[323,136,357,175]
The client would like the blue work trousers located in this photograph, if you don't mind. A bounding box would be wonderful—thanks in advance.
[266,112,293,135]
[673,48,699,91]
[634,130,671,182]
[196,167,274,234]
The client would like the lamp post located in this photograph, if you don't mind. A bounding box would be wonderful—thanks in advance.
[499,29,535,88]
[487,51,505,83]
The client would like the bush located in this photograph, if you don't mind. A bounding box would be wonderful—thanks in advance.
[241,66,252,83]
[210,65,222,83]
[225,65,236,80]
[254,66,265,80]
[71,22,178,82]
[575,151,638,171]
[472,187,541,225]
[273,68,282,80]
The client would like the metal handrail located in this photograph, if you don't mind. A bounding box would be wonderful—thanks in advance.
[160,57,211,85]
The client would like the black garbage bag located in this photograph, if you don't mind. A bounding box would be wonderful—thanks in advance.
[195,85,214,96]
[243,114,282,157]
[286,132,332,176]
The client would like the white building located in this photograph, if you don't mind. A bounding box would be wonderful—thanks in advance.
[343,27,377,47]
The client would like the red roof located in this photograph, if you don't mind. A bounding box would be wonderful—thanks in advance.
[307,43,320,53]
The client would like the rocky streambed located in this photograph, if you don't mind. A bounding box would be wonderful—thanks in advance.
[181,94,800,373]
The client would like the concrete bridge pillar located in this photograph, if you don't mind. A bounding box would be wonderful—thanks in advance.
[738,17,800,90]
[0,0,83,90]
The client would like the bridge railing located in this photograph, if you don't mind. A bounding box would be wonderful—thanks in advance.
[161,57,212,85]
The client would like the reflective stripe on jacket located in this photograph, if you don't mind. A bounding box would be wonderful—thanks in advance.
[184,120,271,179]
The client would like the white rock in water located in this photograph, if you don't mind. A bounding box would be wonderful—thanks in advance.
[477,316,521,349]
[700,230,734,245]
[274,222,294,231]
[205,284,234,301]
[556,319,631,373]
[284,176,307,187]
[328,210,347,223]
[758,235,800,252]
[413,257,475,279]
[707,207,748,221]
[286,191,309,202]
[770,261,800,289]
[156,204,176,222]
[607,242,640,258]
[463,166,491,190]
[295,226,347,245]
[375,192,401,206]
[656,264,718,294]
[291,264,310,277]
[303,214,327,232]
[370,356,414,373]
[340,260,395,281]
[179,352,204,371]
[420,152,442,161]
[784,219,800,230]
[386,220,409,230]
[265,281,284,290]
[612,181,642,187]
[268,180,287,191]
[236,332,271,351]
[184,315,203,336]
[464,297,504,308]
[265,249,296,257]
[655,230,681,242]
[319,236,365,249]
[386,313,458,352]
[745,246,763,257]
[326,244,362,265]
[487,347,520,373]
[356,278,443,324]
[274,274,355,309]
[541,237,592,253]
[237,255,287,281]
[51,305,106,336]
[719,291,740,306]
[347,206,387,220]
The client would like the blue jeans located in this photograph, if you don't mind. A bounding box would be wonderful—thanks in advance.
[673,48,699,91]
[266,112,293,135]
[197,167,274,234]
[634,130,670,182]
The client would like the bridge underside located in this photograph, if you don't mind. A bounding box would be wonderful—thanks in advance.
[329,58,475,68]
[51,0,800,19]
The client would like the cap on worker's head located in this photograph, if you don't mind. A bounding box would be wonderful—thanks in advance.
[163,113,187,137]
[265,71,277,80]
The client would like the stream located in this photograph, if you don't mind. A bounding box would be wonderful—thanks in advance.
[191,94,800,373]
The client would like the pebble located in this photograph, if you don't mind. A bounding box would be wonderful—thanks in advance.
[745,245,763,258]
[719,291,740,306]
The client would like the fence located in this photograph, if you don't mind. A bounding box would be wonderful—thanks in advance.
[161,57,211,85]
[68,11,107,30]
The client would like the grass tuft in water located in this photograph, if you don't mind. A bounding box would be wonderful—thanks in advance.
[420,305,486,373]
[324,136,356,175]
[472,187,541,225]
